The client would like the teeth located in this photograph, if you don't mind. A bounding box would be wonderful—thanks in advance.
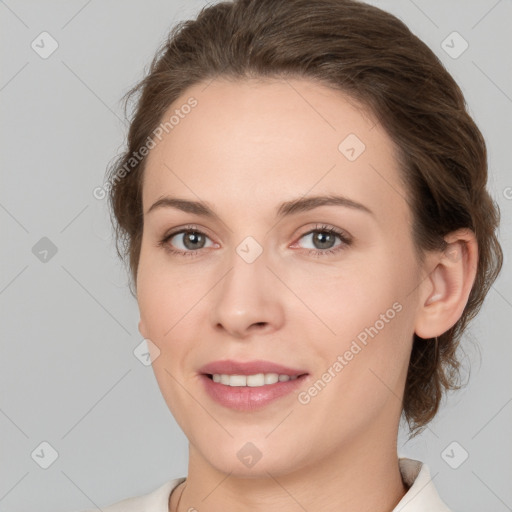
[211,373,299,387]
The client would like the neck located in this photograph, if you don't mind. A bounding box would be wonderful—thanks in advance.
[171,422,408,512]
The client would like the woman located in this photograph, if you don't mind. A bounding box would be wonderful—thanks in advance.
[82,0,503,510]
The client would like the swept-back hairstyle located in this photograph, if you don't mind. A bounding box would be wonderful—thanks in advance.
[106,0,503,436]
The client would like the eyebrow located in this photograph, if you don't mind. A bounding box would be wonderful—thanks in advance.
[146,194,374,218]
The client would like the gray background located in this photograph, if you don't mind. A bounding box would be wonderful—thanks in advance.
[0,1,510,511]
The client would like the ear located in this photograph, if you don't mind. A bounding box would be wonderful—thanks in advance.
[414,228,478,339]
[138,318,148,339]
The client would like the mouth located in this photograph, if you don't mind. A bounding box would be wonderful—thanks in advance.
[199,372,310,411]
[198,359,308,379]
[203,372,309,386]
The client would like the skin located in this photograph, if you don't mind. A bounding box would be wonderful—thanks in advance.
[136,77,478,512]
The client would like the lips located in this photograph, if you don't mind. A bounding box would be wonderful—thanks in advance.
[198,359,308,377]
[200,373,308,411]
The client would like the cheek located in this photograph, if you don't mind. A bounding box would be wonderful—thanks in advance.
[308,247,418,380]
[136,244,200,337]
[315,304,413,422]
[137,252,195,414]
[291,257,405,341]
[136,274,169,340]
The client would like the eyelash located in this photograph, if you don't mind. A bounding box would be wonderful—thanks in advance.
[157,223,352,258]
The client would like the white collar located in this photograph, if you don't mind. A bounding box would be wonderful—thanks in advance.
[394,458,451,511]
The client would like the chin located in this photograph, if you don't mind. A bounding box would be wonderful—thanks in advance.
[196,437,306,478]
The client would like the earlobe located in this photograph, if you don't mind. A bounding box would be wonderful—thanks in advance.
[415,229,478,339]
[138,319,147,339]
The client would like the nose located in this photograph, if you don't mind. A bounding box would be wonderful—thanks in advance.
[209,245,285,339]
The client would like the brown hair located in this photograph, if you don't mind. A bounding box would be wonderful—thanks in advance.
[106,0,503,437]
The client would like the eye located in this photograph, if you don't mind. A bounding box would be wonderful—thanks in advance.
[157,223,352,258]
[294,224,352,257]
[158,225,215,257]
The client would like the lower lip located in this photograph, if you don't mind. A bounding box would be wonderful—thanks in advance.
[199,374,309,411]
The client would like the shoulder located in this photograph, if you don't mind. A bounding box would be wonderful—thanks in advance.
[75,477,185,512]
[394,458,452,512]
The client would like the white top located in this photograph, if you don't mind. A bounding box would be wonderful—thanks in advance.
[77,458,451,512]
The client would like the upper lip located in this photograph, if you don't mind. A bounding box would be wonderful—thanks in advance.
[199,359,308,376]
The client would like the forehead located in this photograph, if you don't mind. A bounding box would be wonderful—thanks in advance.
[142,77,408,224]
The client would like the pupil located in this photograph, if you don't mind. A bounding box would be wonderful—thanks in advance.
[314,231,334,249]
[184,231,204,250]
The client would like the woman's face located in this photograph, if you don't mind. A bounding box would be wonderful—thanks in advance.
[137,77,425,477]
